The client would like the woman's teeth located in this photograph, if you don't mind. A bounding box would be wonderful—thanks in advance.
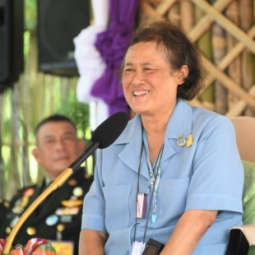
[133,91,149,96]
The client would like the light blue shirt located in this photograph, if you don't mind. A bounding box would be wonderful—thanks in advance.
[82,99,244,255]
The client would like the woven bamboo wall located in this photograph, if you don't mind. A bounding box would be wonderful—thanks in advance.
[139,0,255,117]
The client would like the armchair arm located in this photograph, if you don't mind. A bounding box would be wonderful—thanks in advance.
[226,224,255,255]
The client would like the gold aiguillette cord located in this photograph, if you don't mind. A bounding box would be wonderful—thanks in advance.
[3,168,73,254]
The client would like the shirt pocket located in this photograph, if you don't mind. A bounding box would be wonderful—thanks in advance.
[103,184,131,232]
[158,177,190,225]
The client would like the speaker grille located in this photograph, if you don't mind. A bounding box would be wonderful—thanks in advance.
[0,0,23,89]
[37,0,90,76]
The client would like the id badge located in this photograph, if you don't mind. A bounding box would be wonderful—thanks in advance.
[131,241,146,255]
[136,193,147,218]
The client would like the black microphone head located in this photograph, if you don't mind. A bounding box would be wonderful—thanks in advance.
[92,112,129,149]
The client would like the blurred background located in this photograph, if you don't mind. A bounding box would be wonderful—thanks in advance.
[0,0,255,200]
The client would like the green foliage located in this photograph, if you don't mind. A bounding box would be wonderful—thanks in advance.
[25,0,37,31]
[56,97,90,139]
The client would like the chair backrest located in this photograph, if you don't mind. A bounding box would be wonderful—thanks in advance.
[226,116,255,255]
[230,116,255,163]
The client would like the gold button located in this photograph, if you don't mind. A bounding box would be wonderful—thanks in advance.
[73,187,83,197]
[27,227,36,235]
[68,179,77,186]
[6,227,11,234]
[57,224,65,232]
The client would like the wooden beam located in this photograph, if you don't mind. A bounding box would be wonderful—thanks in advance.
[140,0,163,20]
[200,24,255,93]
[226,85,255,117]
[192,0,255,54]
[188,0,233,42]
[202,56,255,110]
[156,0,177,16]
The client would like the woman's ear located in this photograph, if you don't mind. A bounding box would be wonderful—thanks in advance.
[177,65,189,85]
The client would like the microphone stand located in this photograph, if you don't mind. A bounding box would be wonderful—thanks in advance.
[3,142,99,254]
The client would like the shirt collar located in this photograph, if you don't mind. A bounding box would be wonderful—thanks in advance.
[114,99,193,145]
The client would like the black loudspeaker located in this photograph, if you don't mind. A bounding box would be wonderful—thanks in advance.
[37,0,90,77]
[0,0,24,92]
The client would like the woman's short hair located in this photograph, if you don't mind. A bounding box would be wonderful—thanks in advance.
[124,21,204,100]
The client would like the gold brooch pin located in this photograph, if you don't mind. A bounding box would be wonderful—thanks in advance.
[186,134,193,147]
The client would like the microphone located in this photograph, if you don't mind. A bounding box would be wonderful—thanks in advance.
[3,112,129,254]
[69,111,129,172]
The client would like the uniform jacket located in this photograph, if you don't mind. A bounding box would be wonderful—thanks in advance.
[0,198,9,224]
[0,167,93,255]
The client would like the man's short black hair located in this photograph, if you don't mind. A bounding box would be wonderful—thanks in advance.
[35,114,77,135]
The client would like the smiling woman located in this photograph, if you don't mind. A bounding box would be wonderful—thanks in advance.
[79,21,244,255]
[122,41,188,131]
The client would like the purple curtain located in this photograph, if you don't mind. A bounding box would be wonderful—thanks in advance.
[91,0,139,116]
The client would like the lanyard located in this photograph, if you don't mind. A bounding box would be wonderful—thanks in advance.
[133,130,164,244]
[143,133,164,224]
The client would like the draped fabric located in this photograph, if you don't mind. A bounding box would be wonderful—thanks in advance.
[91,0,139,116]
[74,25,107,104]
[73,0,109,129]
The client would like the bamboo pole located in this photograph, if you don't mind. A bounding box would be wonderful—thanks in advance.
[198,24,255,96]
[188,99,205,108]
[191,0,255,55]
[180,0,194,33]
[226,85,255,117]
[225,0,242,111]
[189,98,215,111]
[211,11,228,114]
[240,0,255,116]
[156,0,177,16]
[188,0,233,42]
[140,0,163,22]
[202,56,255,110]
[167,1,180,27]
[10,87,22,199]
[195,1,214,105]
[16,75,31,187]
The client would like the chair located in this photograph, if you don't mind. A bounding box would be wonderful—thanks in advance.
[231,117,255,163]
[226,117,255,255]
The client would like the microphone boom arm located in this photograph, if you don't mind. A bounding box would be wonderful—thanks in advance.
[69,142,99,171]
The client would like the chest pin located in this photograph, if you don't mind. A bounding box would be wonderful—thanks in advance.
[177,133,186,147]
[186,134,193,147]
[177,133,193,147]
